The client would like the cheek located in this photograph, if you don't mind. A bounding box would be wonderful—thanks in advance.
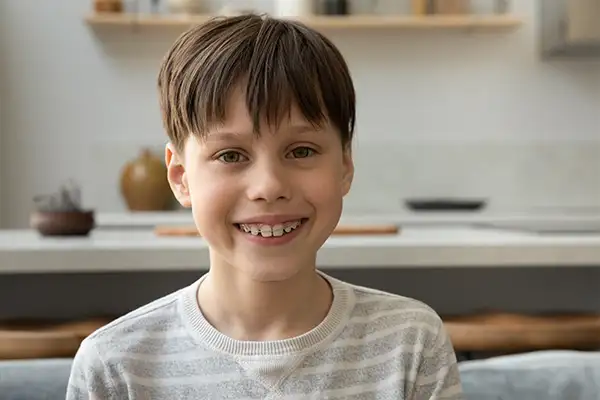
[188,169,239,225]
[302,165,346,206]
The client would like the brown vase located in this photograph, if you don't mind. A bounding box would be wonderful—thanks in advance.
[120,148,173,211]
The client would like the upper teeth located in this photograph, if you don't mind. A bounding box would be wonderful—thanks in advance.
[239,220,302,237]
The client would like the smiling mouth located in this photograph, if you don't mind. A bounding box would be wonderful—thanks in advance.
[234,218,308,238]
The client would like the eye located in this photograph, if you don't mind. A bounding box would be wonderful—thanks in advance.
[217,151,248,164]
[288,147,316,159]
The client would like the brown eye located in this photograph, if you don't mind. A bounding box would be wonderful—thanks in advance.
[290,147,315,159]
[218,151,247,163]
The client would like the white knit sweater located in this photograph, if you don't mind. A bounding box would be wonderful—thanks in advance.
[66,272,464,399]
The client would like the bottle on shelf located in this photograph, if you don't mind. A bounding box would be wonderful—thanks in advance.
[94,0,123,13]
[432,0,470,15]
[320,0,348,15]
[273,0,313,17]
[412,0,429,15]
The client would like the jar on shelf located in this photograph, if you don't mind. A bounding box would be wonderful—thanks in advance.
[274,0,313,17]
[432,0,470,14]
[411,0,429,15]
[167,0,205,14]
[119,148,174,212]
[321,0,348,15]
[94,0,123,13]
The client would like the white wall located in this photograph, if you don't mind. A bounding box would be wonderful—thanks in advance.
[1,0,600,228]
[0,96,2,228]
[0,0,3,226]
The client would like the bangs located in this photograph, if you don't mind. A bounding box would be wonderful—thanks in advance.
[158,14,355,151]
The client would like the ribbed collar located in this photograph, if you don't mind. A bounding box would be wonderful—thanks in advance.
[179,271,355,357]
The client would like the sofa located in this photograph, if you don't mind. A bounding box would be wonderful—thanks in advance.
[458,350,600,399]
[0,358,73,400]
[1,351,600,399]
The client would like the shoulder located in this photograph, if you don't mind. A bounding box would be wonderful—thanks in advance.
[330,278,464,398]
[336,277,445,334]
[87,286,186,347]
[74,284,191,368]
[327,274,452,359]
[66,287,191,398]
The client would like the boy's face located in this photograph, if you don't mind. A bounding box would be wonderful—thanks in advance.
[166,88,354,282]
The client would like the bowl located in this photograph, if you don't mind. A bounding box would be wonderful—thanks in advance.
[30,210,95,237]
[404,197,487,212]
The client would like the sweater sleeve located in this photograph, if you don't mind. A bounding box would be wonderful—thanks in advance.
[409,317,465,400]
[66,338,117,400]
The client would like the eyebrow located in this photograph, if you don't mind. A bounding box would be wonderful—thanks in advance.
[205,124,321,142]
[288,124,323,135]
[205,131,250,142]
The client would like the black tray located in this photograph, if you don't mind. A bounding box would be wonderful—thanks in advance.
[404,198,487,212]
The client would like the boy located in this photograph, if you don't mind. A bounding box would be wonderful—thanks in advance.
[67,13,463,399]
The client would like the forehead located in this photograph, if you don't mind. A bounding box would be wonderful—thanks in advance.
[208,87,326,138]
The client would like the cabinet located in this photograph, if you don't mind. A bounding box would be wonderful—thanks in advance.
[566,0,600,42]
[541,0,600,57]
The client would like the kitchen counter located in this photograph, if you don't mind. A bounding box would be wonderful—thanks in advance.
[2,225,600,274]
[96,210,600,229]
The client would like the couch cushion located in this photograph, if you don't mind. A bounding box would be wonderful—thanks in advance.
[0,358,73,400]
[459,350,600,400]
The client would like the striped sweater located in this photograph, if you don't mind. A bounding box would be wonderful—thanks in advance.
[66,272,464,399]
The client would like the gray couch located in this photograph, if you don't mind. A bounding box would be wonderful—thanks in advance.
[459,350,600,399]
[1,351,600,399]
[0,358,73,400]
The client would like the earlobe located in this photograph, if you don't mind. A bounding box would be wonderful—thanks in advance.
[165,143,192,208]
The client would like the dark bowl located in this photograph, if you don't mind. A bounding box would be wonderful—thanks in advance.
[404,198,487,212]
[30,210,95,237]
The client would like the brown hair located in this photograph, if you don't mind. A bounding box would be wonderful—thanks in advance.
[157,13,356,153]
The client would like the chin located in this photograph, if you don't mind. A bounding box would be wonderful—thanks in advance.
[238,257,310,283]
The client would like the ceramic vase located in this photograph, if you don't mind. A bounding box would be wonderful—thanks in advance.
[120,148,174,211]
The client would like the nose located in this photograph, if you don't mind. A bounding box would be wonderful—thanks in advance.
[246,159,292,203]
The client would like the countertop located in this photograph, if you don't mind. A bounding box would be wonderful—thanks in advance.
[95,210,600,228]
[2,224,600,274]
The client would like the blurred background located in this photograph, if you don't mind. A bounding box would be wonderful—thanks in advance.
[1,1,600,398]
[1,0,599,226]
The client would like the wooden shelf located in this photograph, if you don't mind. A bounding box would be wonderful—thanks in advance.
[85,13,523,31]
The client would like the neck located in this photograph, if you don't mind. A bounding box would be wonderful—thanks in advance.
[197,264,332,342]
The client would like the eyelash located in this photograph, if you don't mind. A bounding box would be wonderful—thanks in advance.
[216,147,317,164]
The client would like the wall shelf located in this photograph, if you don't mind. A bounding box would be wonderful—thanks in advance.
[84,12,523,32]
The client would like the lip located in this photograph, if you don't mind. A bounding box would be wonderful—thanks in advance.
[234,215,308,225]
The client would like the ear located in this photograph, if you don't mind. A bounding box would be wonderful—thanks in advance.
[165,142,191,208]
[341,143,354,197]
